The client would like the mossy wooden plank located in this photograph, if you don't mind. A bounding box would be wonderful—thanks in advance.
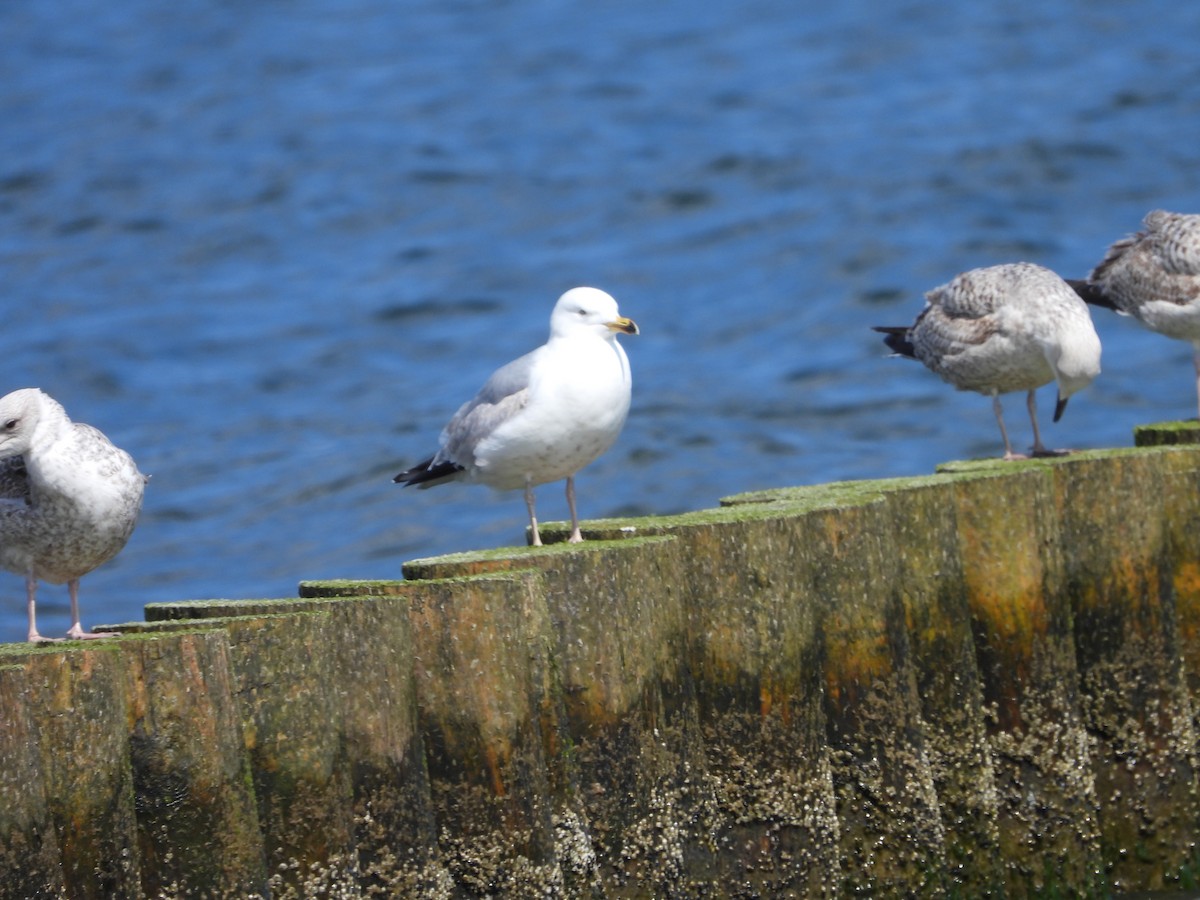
[0,665,65,900]
[1055,452,1200,891]
[321,591,445,895]
[299,579,411,597]
[219,611,357,889]
[1134,420,1200,447]
[403,572,586,895]
[144,596,334,622]
[951,466,1103,895]
[402,532,837,895]
[667,514,838,897]
[219,601,445,896]
[121,629,269,897]
[881,479,1004,894]
[301,572,599,894]
[802,499,946,896]
[124,597,448,895]
[526,540,705,896]
[18,645,143,899]
[1158,449,1200,717]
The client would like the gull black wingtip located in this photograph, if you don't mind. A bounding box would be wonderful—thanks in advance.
[393,458,463,487]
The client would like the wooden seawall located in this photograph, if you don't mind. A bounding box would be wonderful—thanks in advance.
[4,425,1200,898]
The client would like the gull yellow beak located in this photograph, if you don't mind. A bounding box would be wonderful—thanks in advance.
[607,316,639,336]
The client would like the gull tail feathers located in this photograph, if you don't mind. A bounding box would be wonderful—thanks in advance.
[1064,278,1119,311]
[872,325,917,359]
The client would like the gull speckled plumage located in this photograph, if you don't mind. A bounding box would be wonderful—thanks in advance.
[0,389,147,641]
[394,287,638,546]
[875,262,1102,459]
[1068,209,1200,418]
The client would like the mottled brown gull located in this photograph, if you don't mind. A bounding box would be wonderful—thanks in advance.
[394,287,639,546]
[0,388,147,642]
[874,262,1102,460]
[1068,209,1200,419]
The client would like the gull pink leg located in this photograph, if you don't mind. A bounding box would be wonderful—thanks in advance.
[524,479,542,547]
[25,574,59,643]
[65,578,107,640]
[566,475,583,544]
[1027,390,1049,456]
[993,393,1025,460]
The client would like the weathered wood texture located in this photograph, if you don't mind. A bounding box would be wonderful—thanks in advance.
[4,434,1200,897]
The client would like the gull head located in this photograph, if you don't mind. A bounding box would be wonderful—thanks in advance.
[0,388,50,459]
[550,287,639,340]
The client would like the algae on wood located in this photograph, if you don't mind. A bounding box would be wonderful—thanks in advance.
[807,500,945,895]
[407,573,574,894]
[7,441,1200,897]
[1134,420,1200,447]
[122,629,268,897]
[951,464,1103,895]
[882,480,1004,894]
[0,665,65,900]
[1055,452,1200,891]
[19,646,142,899]
[669,512,838,897]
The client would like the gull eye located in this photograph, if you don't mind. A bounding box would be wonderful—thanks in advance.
[3,418,18,431]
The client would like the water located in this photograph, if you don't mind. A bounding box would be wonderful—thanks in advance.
[1,0,1199,642]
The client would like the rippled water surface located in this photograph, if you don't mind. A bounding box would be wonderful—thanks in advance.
[2,0,1200,641]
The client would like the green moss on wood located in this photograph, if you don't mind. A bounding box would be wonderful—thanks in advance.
[6,434,1200,895]
[0,665,65,899]
[1134,419,1200,446]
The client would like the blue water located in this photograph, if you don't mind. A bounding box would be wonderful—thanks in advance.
[2,0,1199,642]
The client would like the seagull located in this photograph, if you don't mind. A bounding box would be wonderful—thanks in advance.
[394,286,639,546]
[0,388,147,642]
[1067,209,1200,419]
[874,262,1101,460]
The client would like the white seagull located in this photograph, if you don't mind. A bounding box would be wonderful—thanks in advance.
[0,389,147,642]
[874,262,1102,460]
[1068,209,1200,419]
[395,286,639,546]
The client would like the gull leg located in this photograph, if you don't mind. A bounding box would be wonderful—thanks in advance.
[566,475,583,543]
[26,575,59,643]
[525,479,542,547]
[1027,390,1049,456]
[1030,390,1073,457]
[65,578,107,640]
[993,393,1024,460]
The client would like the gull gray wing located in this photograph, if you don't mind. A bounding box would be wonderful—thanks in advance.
[1143,210,1200,277]
[1087,211,1200,310]
[434,348,539,469]
[911,280,1000,364]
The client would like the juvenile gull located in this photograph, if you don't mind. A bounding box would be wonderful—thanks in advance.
[874,262,1101,460]
[1068,210,1200,419]
[0,389,147,642]
[394,286,638,546]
